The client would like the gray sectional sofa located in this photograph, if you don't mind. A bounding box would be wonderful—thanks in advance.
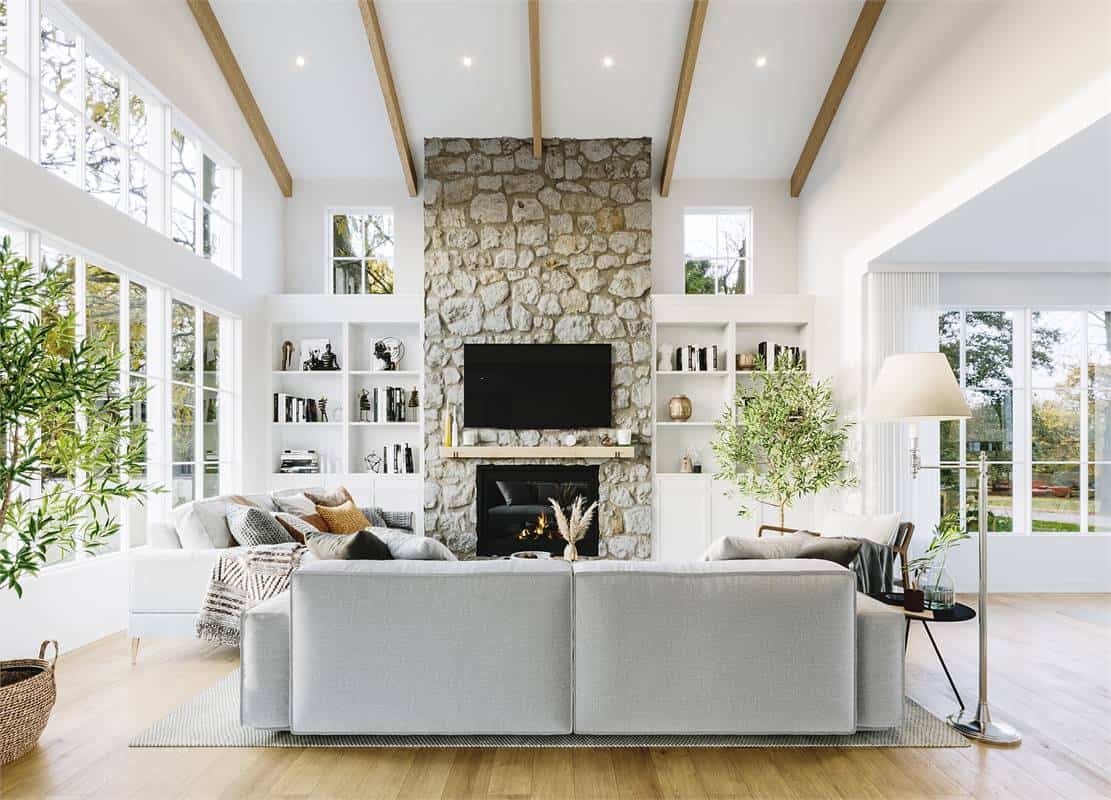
[241,557,904,736]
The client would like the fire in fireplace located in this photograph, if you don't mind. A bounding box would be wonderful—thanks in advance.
[475,465,600,557]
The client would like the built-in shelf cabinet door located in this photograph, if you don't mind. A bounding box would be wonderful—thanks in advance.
[655,475,712,561]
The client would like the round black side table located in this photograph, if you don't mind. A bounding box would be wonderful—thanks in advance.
[870,593,975,710]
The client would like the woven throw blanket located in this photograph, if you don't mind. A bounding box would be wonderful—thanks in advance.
[195,543,306,646]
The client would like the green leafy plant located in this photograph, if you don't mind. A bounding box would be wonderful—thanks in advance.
[712,354,856,527]
[0,237,159,595]
[909,512,971,590]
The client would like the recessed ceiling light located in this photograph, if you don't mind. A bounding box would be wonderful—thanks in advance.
[461,55,473,69]
[294,55,306,69]
[754,55,768,68]
[601,55,615,69]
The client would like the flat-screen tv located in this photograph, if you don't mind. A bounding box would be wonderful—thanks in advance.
[464,344,611,429]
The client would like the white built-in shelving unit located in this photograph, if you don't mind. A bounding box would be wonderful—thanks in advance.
[266,295,425,532]
[651,294,814,560]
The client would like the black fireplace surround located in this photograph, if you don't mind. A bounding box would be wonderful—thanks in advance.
[475,465,600,557]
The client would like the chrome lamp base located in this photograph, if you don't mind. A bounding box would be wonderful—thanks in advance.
[948,704,1022,745]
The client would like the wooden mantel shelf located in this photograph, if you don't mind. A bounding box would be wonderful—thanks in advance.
[440,445,635,460]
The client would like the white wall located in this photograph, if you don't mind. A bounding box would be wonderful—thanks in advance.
[281,176,800,296]
[652,179,798,294]
[283,178,424,294]
[796,0,1110,590]
[1,0,284,657]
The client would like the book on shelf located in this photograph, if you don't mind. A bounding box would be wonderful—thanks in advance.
[273,393,327,423]
[360,385,415,423]
[378,442,416,474]
[278,449,320,474]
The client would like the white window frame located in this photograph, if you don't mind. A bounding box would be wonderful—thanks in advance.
[325,206,395,295]
[682,206,754,296]
[0,212,242,573]
[940,304,1110,536]
[1,0,240,275]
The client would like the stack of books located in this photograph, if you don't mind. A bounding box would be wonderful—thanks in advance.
[379,443,416,474]
[278,449,320,474]
[273,393,327,423]
[361,386,412,423]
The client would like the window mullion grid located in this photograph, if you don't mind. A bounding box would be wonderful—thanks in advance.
[1080,315,1090,533]
[958,311,968,532]
[75,23,85,193]
[120,69,129,221]
[1014,308,1032,535]
[194,304,204,499]
[27,0,41,164]
[118,273,131,552]
[73,252,88,559]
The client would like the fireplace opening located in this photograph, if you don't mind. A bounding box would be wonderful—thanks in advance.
[475,464,600,557]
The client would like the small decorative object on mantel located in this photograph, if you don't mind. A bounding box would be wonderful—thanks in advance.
[373,337,404,371]
[668,394,693,421]
[281,340,296,371]
[600,433,615,447]
[616,429,632,446]
[461,429,478,446]
[561,433,577,447]
[442,406,454,447]
[549,495,597,562]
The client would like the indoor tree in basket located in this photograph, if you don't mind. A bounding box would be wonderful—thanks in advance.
[0,236,158,596]
[712,354,856,527]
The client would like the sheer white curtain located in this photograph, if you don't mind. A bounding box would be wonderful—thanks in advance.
[863,272,940,541]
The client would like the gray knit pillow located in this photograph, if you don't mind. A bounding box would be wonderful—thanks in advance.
[227,505,294,547]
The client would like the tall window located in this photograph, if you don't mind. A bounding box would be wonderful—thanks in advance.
[171,127,233,269]
[329,210,394,294]
[683,208,752,295]
[1,214,240,565]
[939,307,1110,534]
[0,1,237,273]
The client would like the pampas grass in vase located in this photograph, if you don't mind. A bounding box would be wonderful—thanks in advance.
[548,495,597,561]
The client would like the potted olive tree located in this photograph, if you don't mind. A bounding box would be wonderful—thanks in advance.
[712,354,856,528]
[0,236,156,765]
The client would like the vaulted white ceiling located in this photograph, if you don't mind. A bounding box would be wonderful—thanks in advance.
[209,0,864,182]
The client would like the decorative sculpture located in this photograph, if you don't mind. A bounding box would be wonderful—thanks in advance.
[359,390,372,422]
[281,340,295,371]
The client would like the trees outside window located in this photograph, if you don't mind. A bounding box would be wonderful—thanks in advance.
[683,209,751,295]
[330,211,394,294]
[939,307,1110,534]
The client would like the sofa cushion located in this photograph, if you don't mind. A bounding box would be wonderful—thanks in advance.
[274,512,321,544]
[227,506,295,547]
[820,510,901,545]
[703,532,811,560]
[374,530,457,560]
[172,495,254,549]
[315,501,371,534]
[308,530,393,561]
[305,486,354,508]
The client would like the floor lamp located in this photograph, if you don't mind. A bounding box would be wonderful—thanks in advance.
[864,352,1021,745]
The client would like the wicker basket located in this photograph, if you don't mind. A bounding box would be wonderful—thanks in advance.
[0,641,58,766]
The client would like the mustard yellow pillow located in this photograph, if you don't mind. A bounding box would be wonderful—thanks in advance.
[315,500,371,535]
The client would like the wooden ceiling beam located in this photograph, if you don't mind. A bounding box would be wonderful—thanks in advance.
[358,0,418,197]
[186,0,293,198]
[529,0,542,159]
[790,0,885,198]
[659,0,709,198]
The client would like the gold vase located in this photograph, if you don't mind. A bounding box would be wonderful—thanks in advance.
[668,394,692,421]
[563,541,579,561]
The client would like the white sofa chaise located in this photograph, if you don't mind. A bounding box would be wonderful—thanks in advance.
[240,558,905,735]
[127,490,412,663]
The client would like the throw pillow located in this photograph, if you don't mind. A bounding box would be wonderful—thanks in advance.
[703,532,811,561]
[308,530,394,560]
[172,494,259,549]
[374,529,458,560]
[271,492,330,532]
[274,512,322,544]
[796,537,862,567]
[227,505,295,547]
[358,506,388,528]
[380,510,413,530]
[304,486,354,508]
[315,500,372,534]
[819,510,901,545]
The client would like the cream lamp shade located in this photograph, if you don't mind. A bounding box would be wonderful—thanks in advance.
[863,352,972,422]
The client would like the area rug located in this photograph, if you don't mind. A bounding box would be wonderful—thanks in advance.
[130,671,968,748]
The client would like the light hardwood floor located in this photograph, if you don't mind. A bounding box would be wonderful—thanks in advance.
[1,594,1109,799]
